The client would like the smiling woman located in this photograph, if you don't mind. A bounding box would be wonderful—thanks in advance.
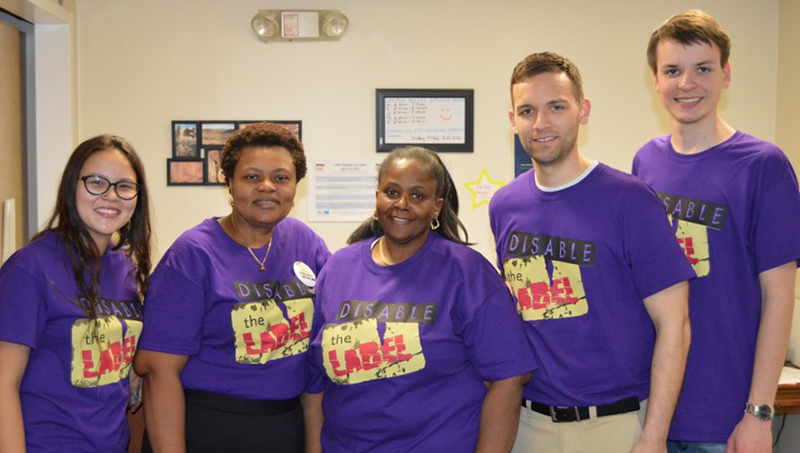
[0,135,152,452]
[305,147,536,452]
[76,150,141,253]
[134,123,330,453]
[348,146,471,255]
[374,157,444,262]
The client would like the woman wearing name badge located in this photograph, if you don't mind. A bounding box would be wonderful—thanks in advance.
[0,135,152,452]
[306,147,536,452]
[134,123,330,453]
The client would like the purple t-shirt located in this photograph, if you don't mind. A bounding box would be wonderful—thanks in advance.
[0,231,142,453]
[633,131,800,443]
[138,217,330,399]
[489,163,695,407]
[308,232,535,452]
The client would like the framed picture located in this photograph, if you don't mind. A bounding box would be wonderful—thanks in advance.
[172,122,199,158]
[205,148,225,185]
[169,120,302,186]
[167,159,204,186]
[376,89,474,153]
[202,122,236,146]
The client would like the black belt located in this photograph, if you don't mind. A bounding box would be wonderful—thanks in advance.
[522,396,640,422]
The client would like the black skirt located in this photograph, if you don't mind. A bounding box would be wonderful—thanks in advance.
[141,390,304,453]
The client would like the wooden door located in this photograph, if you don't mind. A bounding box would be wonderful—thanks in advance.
[0,18,25,261]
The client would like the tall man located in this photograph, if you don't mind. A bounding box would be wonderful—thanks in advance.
[490,51,695,453]
[633,10,800,453]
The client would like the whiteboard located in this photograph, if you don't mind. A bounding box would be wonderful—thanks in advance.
[384,97,466,145]
[376,89,474,153]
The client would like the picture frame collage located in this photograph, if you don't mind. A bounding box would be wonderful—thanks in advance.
[168,120,302,186]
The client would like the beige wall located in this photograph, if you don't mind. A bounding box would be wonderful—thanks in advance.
[778,0,800,171]
[778,1,800,262]
[778,0,800,369]
[777,0,800,446]
[75,0,780,262]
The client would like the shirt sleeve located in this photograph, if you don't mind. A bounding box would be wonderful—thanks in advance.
[305,270,329,394]
[631,148,643,176]
[457,265,537,382]
[138,263,206,356]
[313,235,332,273]
[752,165,800,273]
[0,260,46,350]
[488,200,506,273]
[621,184,696,299]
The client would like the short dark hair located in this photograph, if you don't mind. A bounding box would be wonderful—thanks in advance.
[510,51,584,103]
[647,10,731,73]
[347,146,471,246]
[220,123,307,185]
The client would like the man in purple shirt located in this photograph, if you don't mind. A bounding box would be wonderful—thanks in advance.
[492,51,694,453]
[634,10,800,453]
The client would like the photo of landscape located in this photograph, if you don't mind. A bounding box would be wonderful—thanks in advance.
[202,123,235,145]
[174,123,198,157]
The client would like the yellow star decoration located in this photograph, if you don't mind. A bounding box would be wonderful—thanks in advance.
[464,168,506,209]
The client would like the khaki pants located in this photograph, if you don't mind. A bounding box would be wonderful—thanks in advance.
[511,400,648,453]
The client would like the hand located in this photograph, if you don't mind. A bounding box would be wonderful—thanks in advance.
[129,370,143,413]
[630,434,667,453]
[726,414,772,453]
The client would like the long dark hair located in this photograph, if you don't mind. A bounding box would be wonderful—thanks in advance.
[347,146,471,245]
[35,135,152,313]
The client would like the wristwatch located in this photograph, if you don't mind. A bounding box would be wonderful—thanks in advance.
[744,403,774,421]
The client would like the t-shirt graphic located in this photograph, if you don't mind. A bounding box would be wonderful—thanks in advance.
[658,192,728,278]
[322,300,433,384]
[502,232,591,321]
[70,298,143,388]
[230,279,313,364]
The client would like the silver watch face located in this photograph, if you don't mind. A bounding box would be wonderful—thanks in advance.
[750,404,774,421]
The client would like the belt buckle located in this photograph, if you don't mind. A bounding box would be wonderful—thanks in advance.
[548,406,581,422]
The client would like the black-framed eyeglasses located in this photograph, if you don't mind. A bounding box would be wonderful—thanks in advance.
[78,175,141,200]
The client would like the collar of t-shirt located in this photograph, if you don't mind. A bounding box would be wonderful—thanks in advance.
[535,160,599,192]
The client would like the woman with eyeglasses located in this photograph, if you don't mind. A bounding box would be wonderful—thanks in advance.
[134,123,330,453]
[0,135,152,452]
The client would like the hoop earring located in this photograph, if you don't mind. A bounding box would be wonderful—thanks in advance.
[430,218,440,230]
[372,211,379,221]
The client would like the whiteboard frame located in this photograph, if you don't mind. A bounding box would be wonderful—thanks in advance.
[375,88,474,153]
